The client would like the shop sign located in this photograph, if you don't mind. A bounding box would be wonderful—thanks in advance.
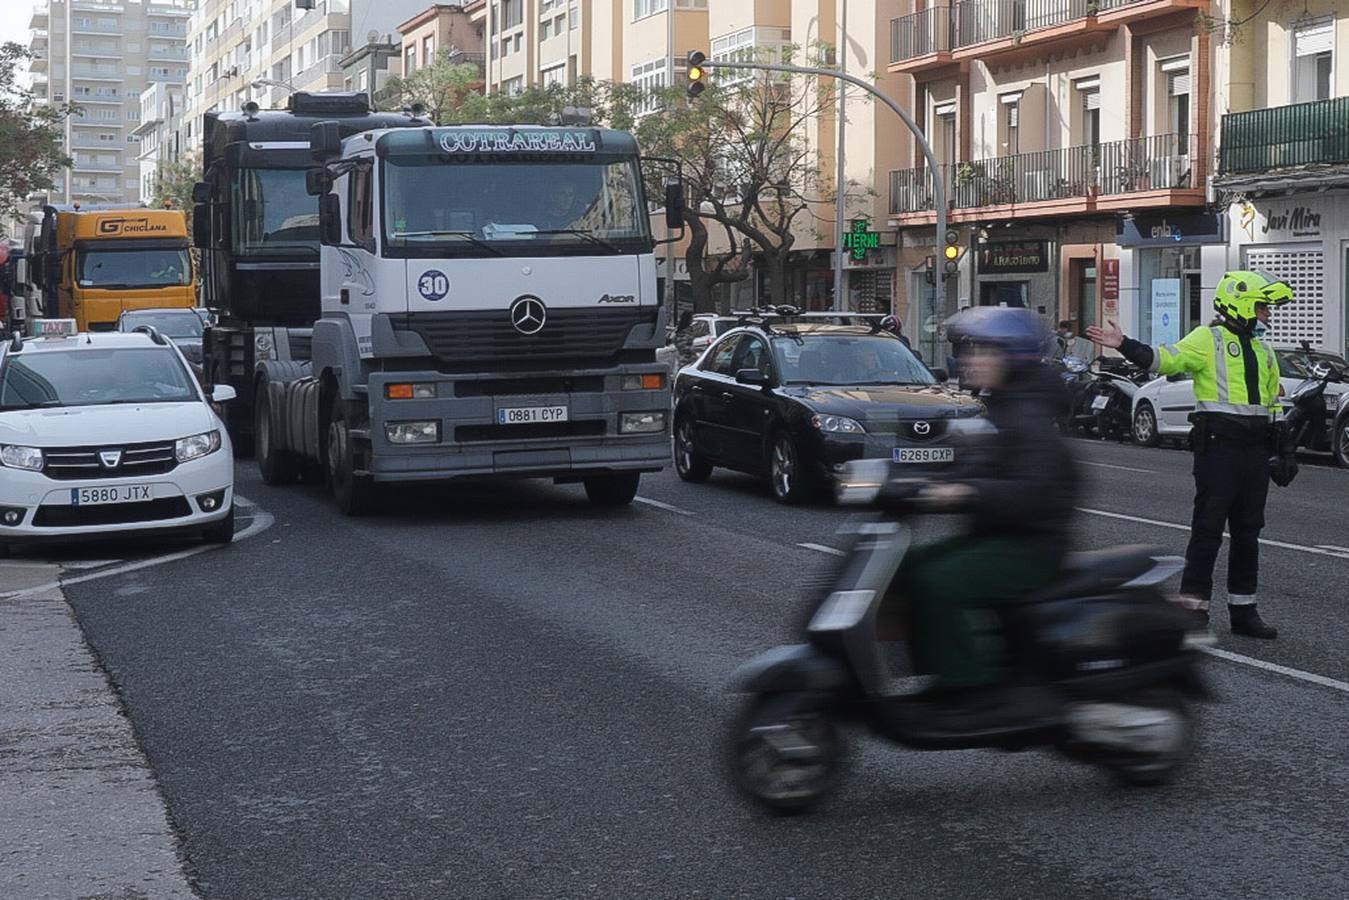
[1117,211,1225,247]
[1102,259,1120,300]
[978,240,1048,274]
[841,218,881,261]
[1260,204,1321,240]
[1151,278,1182,345]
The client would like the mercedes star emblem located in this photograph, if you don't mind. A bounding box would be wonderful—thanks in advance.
[913,421,931,436]
[509,296,547,335]
[99,449,123,468]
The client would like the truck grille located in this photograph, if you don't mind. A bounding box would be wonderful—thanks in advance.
[393,308,656,367]
[455,421,606,442]
[43,441,178,480]
[33,497,191,527]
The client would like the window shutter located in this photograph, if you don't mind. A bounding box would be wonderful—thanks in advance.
[1294,18,1334,57]
[1168,71,1190,96]
[1082,90,1100,111]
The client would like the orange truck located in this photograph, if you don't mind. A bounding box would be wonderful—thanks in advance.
[28,204,195,332]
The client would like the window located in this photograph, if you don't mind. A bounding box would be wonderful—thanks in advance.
[1292,17,1333,102]
[423,35,434,65]
[405,44,416,72]
[0,348,198,411]
[1001,94,1020,156]
[541,63,565,88]
[231,168,319,257]
[631,57,667,111]
[346,163,374,250]
[1162,60,1190,156]
[502,0,524,29]
[701,335,740,375]
[634,0,667,19]
[1075,78,1100,149]
[932,102,956,165]
[503,75,524,96]
[541,19,552,40]
[732,335,772,379]
[711,26,793,84]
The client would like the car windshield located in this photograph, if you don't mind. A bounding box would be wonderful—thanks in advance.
[1277,349,1348,378]
[119,311,203,339]
[77,247,191,288]
[773,334,936,386]
[232,167,318,258]
[0,348,198,409]
[383,158,647,255]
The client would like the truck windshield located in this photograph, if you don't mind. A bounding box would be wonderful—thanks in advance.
[77,247,191,289]
[0,348,198,410]
[232,168,319,257]
[382,158,648,256]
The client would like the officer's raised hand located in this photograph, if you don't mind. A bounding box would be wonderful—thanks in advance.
[1085,321,1124,349]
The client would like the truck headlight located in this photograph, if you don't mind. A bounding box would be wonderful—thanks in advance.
[254,332,275,361]
[175,430,222,462]
[620,411,666,434]
[811,414,865,434]
[385,421,440,444]
[0,445,44,471]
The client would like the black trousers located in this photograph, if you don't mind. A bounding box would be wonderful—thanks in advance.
[1180,439,1270,600]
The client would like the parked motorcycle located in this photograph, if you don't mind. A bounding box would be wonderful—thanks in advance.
[725,460,1209,814]
[1271,362,1344,484]
[1047,354,1093,433]
[1067,357,1150,440]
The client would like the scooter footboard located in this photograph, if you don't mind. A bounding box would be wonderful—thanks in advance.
[729,645,850,694]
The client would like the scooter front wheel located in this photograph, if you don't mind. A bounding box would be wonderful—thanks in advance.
[1096,689,1196,787]
[727,692,844,815]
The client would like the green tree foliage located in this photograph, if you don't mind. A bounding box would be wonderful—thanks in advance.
[150,153,201,229]
[0,42,75,223]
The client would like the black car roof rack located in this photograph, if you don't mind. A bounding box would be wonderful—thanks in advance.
[131,324,169,346]
[731,306,890,335]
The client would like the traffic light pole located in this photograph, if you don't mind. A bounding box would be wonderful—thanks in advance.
[692,57,948,293]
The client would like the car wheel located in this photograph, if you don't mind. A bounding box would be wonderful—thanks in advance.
[768,431,811,505]
[583,472,640,507]
[255,385,299,485]
[1133,402,1160,448]
[327,401,378,516]
[1334,417,1349,468]
[202,504,235,545]
[674,416,713,483]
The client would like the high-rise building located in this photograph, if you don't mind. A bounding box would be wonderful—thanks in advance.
[26,0,193,209]
[132,80,187,204]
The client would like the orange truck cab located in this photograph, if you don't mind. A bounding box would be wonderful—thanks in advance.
[30,205,195,332]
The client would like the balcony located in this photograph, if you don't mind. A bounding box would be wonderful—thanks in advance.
[148,45,190,60]
[889,133,1200,222]
[29,51,48,72]
[1219,97,1349,176]
[889,0,1205,73]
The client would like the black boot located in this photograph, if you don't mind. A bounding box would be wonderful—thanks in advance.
[1229,603,1277,639]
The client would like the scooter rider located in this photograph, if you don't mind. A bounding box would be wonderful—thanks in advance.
[894,306,1080,728]
[1088,270,1292,639]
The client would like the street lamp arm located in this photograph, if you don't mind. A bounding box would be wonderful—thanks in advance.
[698,57,948,289]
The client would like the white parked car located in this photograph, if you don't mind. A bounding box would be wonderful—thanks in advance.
[0,320,237,555]
[1130,345,1349,464]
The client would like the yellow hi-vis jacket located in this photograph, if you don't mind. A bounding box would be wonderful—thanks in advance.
[1151,324,1281,419]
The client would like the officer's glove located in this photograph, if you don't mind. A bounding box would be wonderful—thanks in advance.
[1269,454,1299,488]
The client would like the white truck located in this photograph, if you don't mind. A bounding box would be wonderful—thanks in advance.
[251,122,680,514]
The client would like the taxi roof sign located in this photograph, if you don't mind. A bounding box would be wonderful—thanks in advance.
[33,318,78,338]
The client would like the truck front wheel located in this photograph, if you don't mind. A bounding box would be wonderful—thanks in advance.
[326,402,377,516]
[583,472,640,508]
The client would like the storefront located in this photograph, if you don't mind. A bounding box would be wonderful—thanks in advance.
[974,238,1054,312]
[1226,193,1349,355]
[1116,210,1228,346]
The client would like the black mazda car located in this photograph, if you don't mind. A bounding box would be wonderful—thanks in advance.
[672,319,985,503]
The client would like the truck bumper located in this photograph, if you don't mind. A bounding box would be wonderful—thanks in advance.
[362,368,672,482]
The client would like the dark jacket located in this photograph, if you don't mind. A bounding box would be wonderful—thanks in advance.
[957,365,1080,559]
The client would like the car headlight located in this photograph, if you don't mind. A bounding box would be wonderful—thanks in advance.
[0,444,44,471]
[175,430,222,462]
[254,332,275,361]
[811,414,865,434]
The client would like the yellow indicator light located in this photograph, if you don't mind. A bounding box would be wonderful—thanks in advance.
[944,245,959,260]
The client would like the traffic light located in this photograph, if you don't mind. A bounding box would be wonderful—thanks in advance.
[686,51,707,99]
[942,228,961,275]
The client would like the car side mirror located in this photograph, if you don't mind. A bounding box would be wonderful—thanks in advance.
[191,181,211,204]
[209,384,237,403]
[319,194,342,246]
[735,368,771,388]
[930,367,949,382]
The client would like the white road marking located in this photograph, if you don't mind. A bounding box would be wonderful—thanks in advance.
[1080,460,1158,474]
[1077,506,1349,561]
[798,542,847,557]
[0,495,273,600]
[1316,544,1349,554]
[1200,647,1349,694]
[634,496,696,517]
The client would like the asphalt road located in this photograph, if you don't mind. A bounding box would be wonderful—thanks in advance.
[59,439,1349,899]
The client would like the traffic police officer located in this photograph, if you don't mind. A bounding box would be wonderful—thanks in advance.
[1088,270,1293,639]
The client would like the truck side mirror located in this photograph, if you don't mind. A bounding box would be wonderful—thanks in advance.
[305,168,329,197]
[192,181,211,204]
[664,178,685,230]
[310,120,342,162]
[319,194,342,246]
[192,205,210,248]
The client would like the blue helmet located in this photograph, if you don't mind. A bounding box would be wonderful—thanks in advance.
[945,306,1047,363]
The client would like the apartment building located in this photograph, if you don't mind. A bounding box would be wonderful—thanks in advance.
[397,1,485,81]
[132,79,187,204]
[1213,1,1349,355]
[886,0,1215,362]
[27,0,192,209]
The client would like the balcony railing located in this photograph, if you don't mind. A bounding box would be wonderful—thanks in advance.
[1219,97,1349,175]
[889,133,1195,214]
[891,6,952,61]
[891,0,1157,63]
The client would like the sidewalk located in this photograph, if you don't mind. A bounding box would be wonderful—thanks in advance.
[0,561,196,900]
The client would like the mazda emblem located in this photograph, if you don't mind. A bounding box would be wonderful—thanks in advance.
[913,421,931,436]
[99,450,123,469]
[509,296,547,335]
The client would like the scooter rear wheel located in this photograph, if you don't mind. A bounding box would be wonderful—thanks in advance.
[728,692,844,815]
[1100,689,1195,787]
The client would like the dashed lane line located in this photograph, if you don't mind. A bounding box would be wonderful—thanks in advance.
[1200,647,1349,695]
[633,496,697,516]
[1080,460,1159,474]
[798,542,847,557]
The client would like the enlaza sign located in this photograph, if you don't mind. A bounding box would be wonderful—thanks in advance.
[96,218,170,236]
[978,241,1047,274]
[437,130,598,153]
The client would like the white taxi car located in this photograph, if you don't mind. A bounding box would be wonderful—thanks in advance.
[0,320,236,554]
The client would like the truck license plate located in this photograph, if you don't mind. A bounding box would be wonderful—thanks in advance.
[497,405,569,425]
[71,484,153,506]
[1091,393,1111,411]
[893,447,954,464]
